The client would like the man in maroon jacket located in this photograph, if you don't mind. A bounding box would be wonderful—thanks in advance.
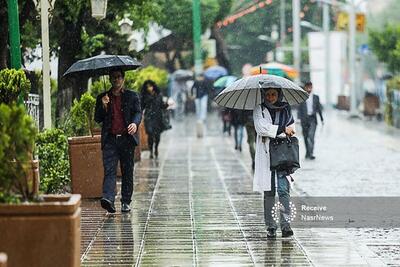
[94,68,142,213]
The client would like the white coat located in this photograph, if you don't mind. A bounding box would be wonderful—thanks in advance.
[252,104,295,192]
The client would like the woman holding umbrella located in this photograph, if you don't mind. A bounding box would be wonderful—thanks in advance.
[253,87,296,239]
[214,74,308,239]
[140,80,169,159]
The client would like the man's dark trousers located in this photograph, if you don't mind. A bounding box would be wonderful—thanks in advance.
[102,134,134,205]
[301,116,317,157]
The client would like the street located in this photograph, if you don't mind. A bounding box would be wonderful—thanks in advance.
[80,110,400,266]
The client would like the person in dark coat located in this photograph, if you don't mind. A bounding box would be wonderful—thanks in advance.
[230,109,247,151]
[297,81,324,160]
[141,80,169,159]
[94,68,142,214]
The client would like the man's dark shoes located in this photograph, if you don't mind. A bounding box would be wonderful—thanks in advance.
[100,198,116,213]
[281,226,294,237]
[267,227,277,239]
[121,203,131,213]
[309,155,316,160]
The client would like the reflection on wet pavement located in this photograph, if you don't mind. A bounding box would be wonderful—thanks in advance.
[80,112,400,266]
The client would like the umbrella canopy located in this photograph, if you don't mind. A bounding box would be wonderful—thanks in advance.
[172,69,193,81]
[63,54,142,77]
[213,75,238,89]
[214,74,308,110]
[250,62,299,80]
[204,65,228,80]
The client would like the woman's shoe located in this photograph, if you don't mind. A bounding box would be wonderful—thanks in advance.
[149,152,153,159]
[281,225,294,237]
[267,227,277,239]
[154,149,158,158]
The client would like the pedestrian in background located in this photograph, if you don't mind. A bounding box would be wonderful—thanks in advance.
[230,109,246,151]
[141,80,169,159]
[191,73,212,137]
[244,110,256,171]
[221,108,232,136]
[94,68,142,213]
[297,81,324,160]
[253,87,296,238]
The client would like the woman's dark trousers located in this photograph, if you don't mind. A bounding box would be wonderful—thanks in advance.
[102,135,134,205]
[148,133,161,156]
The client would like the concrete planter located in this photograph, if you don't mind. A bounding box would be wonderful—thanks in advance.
[337,95,350,111]
[68,136,103,198]
[0,194,81,267]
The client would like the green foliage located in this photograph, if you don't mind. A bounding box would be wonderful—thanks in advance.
[221,0,335,75]
[159,0,219,41]
[36,128,70,194]
[90,78,111,98]
[66,92,96,137]
[89,66,168,93]
[0,103,37,203]
[385,75,400,125]
[0,69,31,104]
[128,66,168,92]
[78,28,106,58]
[369,24,400,74]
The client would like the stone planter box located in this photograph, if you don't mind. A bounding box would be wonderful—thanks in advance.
[0,194,81,267]
[337,95,350,111]
[68,136,103,198]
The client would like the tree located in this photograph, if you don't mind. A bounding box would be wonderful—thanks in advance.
[220,0,335,75]
[1,1,163,123]
[49,0,162,121]
[0,0,39,69]
[369,24,400,74]
[210,0,234,72]
[156,0,220,72]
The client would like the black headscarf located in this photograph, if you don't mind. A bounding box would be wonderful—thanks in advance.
[261,88,294,132]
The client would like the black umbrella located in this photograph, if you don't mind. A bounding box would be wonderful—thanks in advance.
[63,54,142,77]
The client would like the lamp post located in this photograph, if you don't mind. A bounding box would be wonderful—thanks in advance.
[33,0,56,129]
[192,0,202,77]
[90,0,108,20]
[118,14,133,35]
[292,0,301,84]
[7,0,21,69]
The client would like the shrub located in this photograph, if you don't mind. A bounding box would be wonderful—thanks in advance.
[0,69,31,104]
[89,66,168,95]
[66,92,96,136]
[36,128,70,194]
[90,78,111,98]
[129,66,168,92]
[0,103,37,203]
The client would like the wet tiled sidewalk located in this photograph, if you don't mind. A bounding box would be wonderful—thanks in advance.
[80,111,400,266]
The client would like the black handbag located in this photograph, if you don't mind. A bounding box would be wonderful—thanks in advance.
[161,109,172,131]
[269,136,300,174]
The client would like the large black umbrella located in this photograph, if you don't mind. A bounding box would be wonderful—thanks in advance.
[63,54,142,77]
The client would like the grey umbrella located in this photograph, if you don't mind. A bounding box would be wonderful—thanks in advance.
[63,54,142,77]
[214,74,308,110]
[172,69,193,81]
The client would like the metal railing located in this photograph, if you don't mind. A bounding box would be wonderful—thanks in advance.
[24,93,40,128]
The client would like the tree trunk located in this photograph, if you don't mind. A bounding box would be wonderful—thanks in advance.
[0,4,9,69]
[56,23,83,123]
[211,24,231,73]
